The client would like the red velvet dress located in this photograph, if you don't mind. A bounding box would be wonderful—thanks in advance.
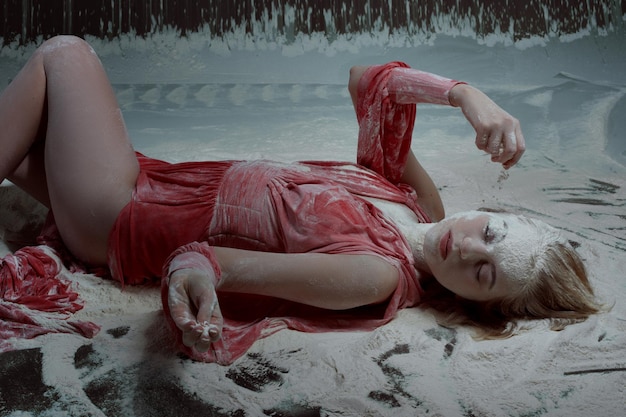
[106,62,460,363]
[1,62,462,362]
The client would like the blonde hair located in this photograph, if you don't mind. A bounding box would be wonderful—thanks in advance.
[420,216,603,338]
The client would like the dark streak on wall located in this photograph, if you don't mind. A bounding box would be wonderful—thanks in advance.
[1,0,625,46]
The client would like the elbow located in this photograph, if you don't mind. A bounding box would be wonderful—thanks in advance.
[348,65,370,107]
[332,256,399,310]
[348,66,368,92]
[373,271,399,305]
[367,258,400,306]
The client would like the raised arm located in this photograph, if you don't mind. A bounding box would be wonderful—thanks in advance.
[448,83,525,169]
[400,150,444,221]
[349,63,525,220]
[370,64,525,168]
[348,64,447,221]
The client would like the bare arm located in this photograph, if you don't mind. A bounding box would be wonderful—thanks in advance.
[348,65,525,220]
[390,83,527,220]
[349,65,444,221]
[215,247,399,310]
[166,246,399,352]
[400,151,444,221]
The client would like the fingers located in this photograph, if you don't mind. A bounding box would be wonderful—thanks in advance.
[194,295,223,352]
[167,270,223,353]
[167,275,197,332]
[182,309,222,353]
[475,132,490,152]
[502,124,526,169]
[475,116,525,169]
[461,86,526,169]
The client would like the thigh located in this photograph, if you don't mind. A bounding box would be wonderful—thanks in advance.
[42,37,139,264]
[8,140,50,207]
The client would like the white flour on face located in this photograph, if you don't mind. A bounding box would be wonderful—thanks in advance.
[490,215,541,284]
[450,210,562,285]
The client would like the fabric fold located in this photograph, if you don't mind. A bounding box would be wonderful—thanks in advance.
[0,246,100,352]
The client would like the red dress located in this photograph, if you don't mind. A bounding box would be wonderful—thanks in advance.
[1,62,462,362]
[107,62,461,363]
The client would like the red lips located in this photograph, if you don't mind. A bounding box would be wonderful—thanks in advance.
[439,230,451,260]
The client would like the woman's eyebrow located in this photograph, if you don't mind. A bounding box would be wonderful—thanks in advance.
[495,220,509,243]
[493,219,509,243]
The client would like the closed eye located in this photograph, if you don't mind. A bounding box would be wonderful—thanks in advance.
[477,262,496,290]
[476,262,486,283]
[488,266,496,290]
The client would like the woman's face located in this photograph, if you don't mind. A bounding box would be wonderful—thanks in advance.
[423,211,542,301]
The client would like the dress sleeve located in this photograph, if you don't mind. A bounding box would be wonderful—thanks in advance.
[161,241,221,280]
[386,66,464,105]
[356,62,464,184]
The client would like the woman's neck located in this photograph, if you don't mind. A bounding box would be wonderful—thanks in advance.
[363,197,434,272]
[400,221,433,271]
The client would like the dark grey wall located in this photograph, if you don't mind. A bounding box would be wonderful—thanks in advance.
[2,0,624,46]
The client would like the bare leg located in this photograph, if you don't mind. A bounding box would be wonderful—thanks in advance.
[8,141,50,207]
[0,36,139,264]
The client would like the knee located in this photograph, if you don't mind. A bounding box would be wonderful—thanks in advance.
[36,35,96,62]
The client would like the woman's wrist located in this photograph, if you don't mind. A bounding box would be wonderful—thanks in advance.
[449,83,472,107]
[167,267,200,285]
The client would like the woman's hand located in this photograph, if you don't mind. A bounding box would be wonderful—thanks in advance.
[450,84,525,169]
[167,267,223,352]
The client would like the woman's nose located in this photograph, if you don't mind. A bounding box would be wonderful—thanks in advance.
[459,236,488,261]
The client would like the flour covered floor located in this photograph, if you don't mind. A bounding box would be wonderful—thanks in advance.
[1,26,625,417]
